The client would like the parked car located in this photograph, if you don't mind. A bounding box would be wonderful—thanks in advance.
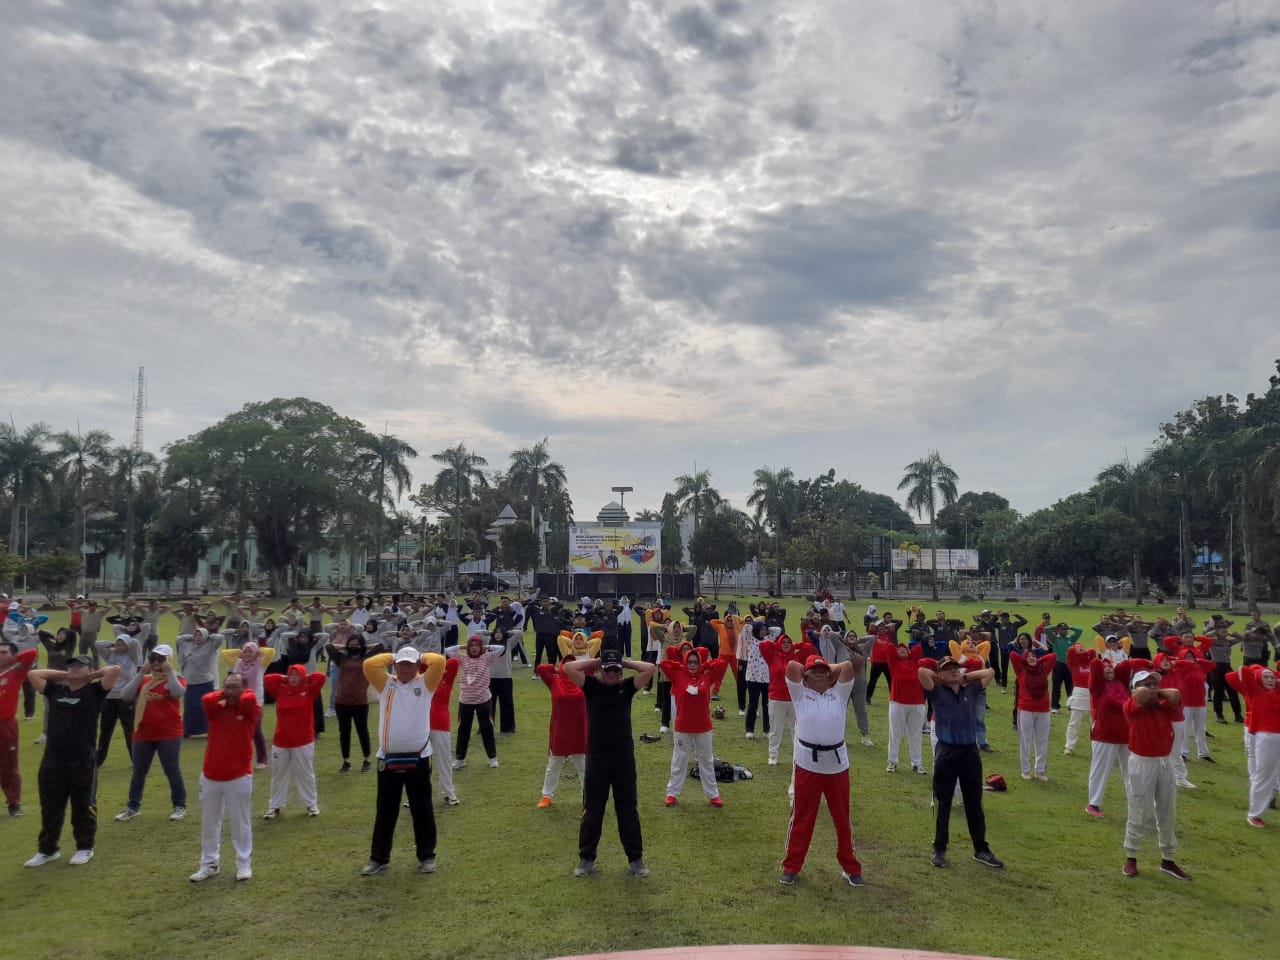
[458,573,510,591]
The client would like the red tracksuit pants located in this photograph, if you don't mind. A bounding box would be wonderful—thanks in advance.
[783,766,862,876]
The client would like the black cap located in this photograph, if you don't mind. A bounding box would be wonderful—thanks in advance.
[600,648,624,671]
[67,655,94,667]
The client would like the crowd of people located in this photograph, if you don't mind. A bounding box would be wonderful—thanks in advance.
[1,590,1277,886]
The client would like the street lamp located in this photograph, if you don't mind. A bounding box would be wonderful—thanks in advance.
[17,504,29,595]
[611,486,634,511]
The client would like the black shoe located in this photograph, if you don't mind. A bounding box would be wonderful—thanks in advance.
[973,849,1005,869]
[779,871,798,885]
[930,849,947,868]
[1200,755,1216,764]
[980,744,993,753]
[340,761,351,773]
[361,759,371,773]
[1215,716,1228,724]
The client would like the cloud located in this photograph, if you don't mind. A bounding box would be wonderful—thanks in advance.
[1,0,1277,519]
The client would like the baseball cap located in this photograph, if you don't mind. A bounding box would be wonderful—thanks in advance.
[67,655,93,667]
[394,647,422,664]
[803,655,830,671]
[600,648,624,671]
[936,656,962,671]
[150,644,174,658]
[1105,633,1120,642]
[1131,670,1156,688]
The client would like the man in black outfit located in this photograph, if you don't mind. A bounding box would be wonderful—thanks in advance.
[25,656,122,867]
[529,597,563,669]
[919,656,1004,871]
[562,648,656,879]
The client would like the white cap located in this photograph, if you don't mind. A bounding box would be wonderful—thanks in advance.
[394,647,422,664]
[1131,670,1156,688]
[151,644,174,657]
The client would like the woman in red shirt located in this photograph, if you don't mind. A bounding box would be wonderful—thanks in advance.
[1010,649,1055,780]
[115,645,187,822]
[536,656,589,807]
[661,648,728,806]
[1229,665,1280,826]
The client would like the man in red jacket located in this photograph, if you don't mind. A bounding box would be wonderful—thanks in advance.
[1123,669,1189,880]
[0,641,39,817]
[114,645,187,822]
[262,664,326,820]
[192,672,262,882]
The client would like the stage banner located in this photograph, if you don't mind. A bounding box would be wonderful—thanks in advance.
[569,525,661,573]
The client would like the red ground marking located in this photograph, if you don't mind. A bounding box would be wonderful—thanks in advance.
[551,947,1009,960]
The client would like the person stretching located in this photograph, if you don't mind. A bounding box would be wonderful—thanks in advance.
[430,658,461,807]
[886,642,927,775]
[661,647,729,807]
[1010,648,1055,781]
[444,635,505,769]
[0,641,38,816]
[114,645,187,822]
[535,655,589,808]
[759,632,817,767]
[1122,669,1190,880]
[190,673,261,882]
[262,664,326,820]
[1064,641,1096,755]
[1228,665,1280,826]
[1084,657,1145,817]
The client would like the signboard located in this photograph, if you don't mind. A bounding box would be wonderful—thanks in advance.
[569,525,661,573]
[890,548,979,572]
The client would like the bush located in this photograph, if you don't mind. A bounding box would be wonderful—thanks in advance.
[958,594,977,603]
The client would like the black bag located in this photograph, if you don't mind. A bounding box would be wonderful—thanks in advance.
[690,756,752,782]
[380,751,423,772]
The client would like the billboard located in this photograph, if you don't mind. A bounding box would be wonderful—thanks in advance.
[891,548,979,572]
[569,525,661,574]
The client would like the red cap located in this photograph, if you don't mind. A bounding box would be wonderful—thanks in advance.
[803,655,830,671]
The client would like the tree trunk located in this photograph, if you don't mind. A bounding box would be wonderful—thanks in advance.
[930,506,940,602]
[235,511,249,593]
[1181,497,1196,609]
[182,573,189,598]
[123,472,135,597]
[1069,576,1084,606]
[1240,482,1257,610]
[1133,551,1143,605]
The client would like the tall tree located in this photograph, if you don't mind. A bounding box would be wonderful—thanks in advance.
[747,466,798,596]
[507,437,568,524]
[1017,495,1139,606]
[672,469,721,533]
[1095,459,1152,603]
[429,443,489,579]
[897,451,959,601]
[660,493,684,596]
[936,491,1011,548]
[688,505,750,599]
[53,428,113,579]
[0,422,54,556]
[499,520,541,592]
[356,431,418,590]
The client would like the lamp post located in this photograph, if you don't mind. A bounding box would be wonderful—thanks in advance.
[611,486,633,511]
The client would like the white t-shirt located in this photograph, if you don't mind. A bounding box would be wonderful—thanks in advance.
[786,676,854,774]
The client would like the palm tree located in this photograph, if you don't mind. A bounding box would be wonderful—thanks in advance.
[508,437,568,519]
[672,469,722,532]
[0,422,54,554]
[431,443,489,578]
[1095,457,1152,603]
[54,429,113,585]
[633,508,661,522]
[897,452,959,601]
[1147,436,1202,607]
[356,432,418,589]
[747,466,798,596]
[110,445,159,595]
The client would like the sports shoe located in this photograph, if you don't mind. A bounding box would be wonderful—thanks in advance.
[1247,816,1266,827]
[115,808,140,822]
[360,759,371,773]
[972,849,1005,869]
[307,805,320,817]
[980,743,992,753]
[418,857,437,874]
[8,804,25,817]
[1036,773,1050,782]
[572,859,596,878]
[25,851,60,867]
[443,795,460,806]
[325,709,336,718]
[1199,755,1215,764]
[709,796,724,808]
[360,861,389,876]
[628,859,650,877]
[1160,859,1191,881]
[263,808,281,820]
[33,734,46,744]
[170,806,186,821]
[1063,748,1074,756]
[930,849,947,868]
[779,871,798,885]
[254,762,268,770]
[1176,779,1197,790]
[1216,716,1228,724]
[1021,772,1033,781]
[913,765,928,775]
[488,757,499,768]
[745,732,754,740]
[1122,858,1138,878]
[659,726,669,734]
[861,736,874,747]
[538,796,553,809]
[1051,708,1060,715]
[886,762,897,773]
[451,758,466,770]
[69,849,94,866]
[1085,804,1104,818]
[768,755,779,765]
[190,864,220,882]
[340,760,352,773]
[236,866,252,881]
[738,710,745,717]
[842,871,864,887]
[664,795,677,806]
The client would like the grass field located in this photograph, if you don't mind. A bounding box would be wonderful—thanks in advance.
[2,595,1277,960]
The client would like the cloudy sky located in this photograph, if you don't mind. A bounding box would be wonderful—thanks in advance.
[2,0,1278,521]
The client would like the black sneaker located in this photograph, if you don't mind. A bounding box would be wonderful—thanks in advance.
[340,761,351,774]
[572,859,596,878]
[360,759,372,773]
[930,849,947,868]
[779,871,798,885]
[973,849,1005,869]
[842,871,865,887]
[1160,859,1192,881]
[1199,755,1215,764]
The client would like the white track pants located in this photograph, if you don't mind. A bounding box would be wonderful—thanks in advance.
[767,701,795,764]
[1249,731,1280,819]
[200,773,253,870]
[430,729,455,801]
[1087,740,1130,809]
[269,742,317,811]
[1017,710,1050,776]
[1064,709,1090,752]
[666,730,719,799]
[542,753,586,799]
[1184,706,1209,758]
[1170,721,1189,782]
[1124,754,1176,858]
[887,702,925,768]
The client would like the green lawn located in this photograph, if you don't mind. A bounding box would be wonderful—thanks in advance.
[2,595,1275,960]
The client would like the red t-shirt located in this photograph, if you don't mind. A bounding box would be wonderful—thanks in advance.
[431,658,459,732]
[1067,645,1095,689]
[1152,656,1185,720]
[1233,665,1280,735]
[132,673,186,741]
[1170,656,1213,709]
[536,663,588,755]
[661,657,729,734]
[758,639,816,702]
[202,690,263,781]
[1011,652,1055,712]
[1088,659,1130,744]
[888,648,925,705]
[0,650,38,721]
[870,638,897,664]
[263,667,326,748]
[1125,694,1176,757]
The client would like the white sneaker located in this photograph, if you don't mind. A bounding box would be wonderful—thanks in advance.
[307,805,320,817]
[745,732,754,740]
[170,806,186,821]
[1177,779,1197,789]
[451,758,465,770]
[236,866,252,881]
[659,726,669,734]
[25,851,61,867]
[737,710,745,717]
[886,762,897,773]
[861,736,875,747]
[69,849,95,866]
[114,808,140,822]
[488,757,499,768]
[33,734,46,744]
[190,864,220,882]
[263,808,280,820]
[768,757,778,766]
[325,709,336,718]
